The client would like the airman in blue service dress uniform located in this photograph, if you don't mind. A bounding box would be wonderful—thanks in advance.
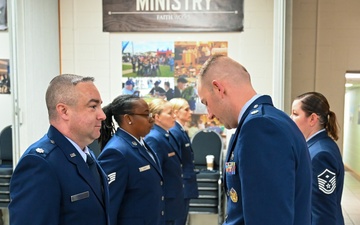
[169,98,199,225]
[98,129,165,225]
[145,98,185,225]
[10,126,110,225]
[9,74,110,225]
[308,131,344,225]
[145,124,185,225]
[98,95,165,225]
[169,122,198,199]
[291,92,345,225]
[197,55,312,225]
[224,96,312,225]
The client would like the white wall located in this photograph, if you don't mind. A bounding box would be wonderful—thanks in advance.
[343,87,360,173]
[60,0,274,107]
[9,0,60,162]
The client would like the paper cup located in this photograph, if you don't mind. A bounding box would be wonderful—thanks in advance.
[206,155,215,170]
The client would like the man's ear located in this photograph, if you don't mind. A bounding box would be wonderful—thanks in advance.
[212,80,225,97]
[56,103,70,120]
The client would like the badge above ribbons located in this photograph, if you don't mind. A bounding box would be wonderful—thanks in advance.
[317,169,336,194]
[229,187,238,203]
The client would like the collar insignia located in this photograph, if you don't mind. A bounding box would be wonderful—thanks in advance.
[35,148,44,154]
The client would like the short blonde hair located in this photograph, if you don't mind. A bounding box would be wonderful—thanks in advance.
[169,98,188,111]
[148,98,169,115]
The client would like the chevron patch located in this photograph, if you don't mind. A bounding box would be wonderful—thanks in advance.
[108,172,116,185]
[317,169,336,194]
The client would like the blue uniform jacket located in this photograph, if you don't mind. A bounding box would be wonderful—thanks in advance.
[98,128,165,225]
[307,130,345,225]
[9,125,110,225]
[145,124,185,220]
[224,95,312,225]
[169,122,199,199]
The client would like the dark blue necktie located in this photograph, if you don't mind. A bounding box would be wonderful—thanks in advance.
[86,153,102,191]
[143,143,157,164]
[168,132,180,153]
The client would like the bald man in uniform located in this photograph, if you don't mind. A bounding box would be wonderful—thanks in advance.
[197,55,312,225]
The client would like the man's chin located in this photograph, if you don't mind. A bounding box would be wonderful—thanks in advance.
[93,132,101,141]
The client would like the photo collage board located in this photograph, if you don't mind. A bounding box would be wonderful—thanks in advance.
[121,41,228,138]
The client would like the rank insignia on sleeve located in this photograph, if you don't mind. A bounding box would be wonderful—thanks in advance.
[317,169,336,194]
[108,172,116,184]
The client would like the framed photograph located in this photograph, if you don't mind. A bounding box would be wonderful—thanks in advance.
[0,0,7,31]
[0,59,10,94]
[122,41,174,78]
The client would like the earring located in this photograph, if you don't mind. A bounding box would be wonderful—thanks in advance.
[129,121,132,125]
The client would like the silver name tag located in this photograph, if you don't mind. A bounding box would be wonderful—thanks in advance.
[139,165,151,172]
[71,191,89,202]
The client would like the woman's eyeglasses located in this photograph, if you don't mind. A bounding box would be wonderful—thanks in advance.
[128,113,153,119]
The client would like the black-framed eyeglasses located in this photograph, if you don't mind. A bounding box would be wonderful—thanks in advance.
[128,113,153,119]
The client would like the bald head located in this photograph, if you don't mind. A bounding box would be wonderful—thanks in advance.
[197,55,256,129]
[198,54,251,91]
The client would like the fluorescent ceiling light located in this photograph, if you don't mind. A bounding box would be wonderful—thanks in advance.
[345,72,360,79]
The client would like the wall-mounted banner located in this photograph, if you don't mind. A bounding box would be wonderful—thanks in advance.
[103,0,244,32]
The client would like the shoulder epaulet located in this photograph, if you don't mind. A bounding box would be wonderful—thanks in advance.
[248,104,263,117]
[27,138,57,158]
